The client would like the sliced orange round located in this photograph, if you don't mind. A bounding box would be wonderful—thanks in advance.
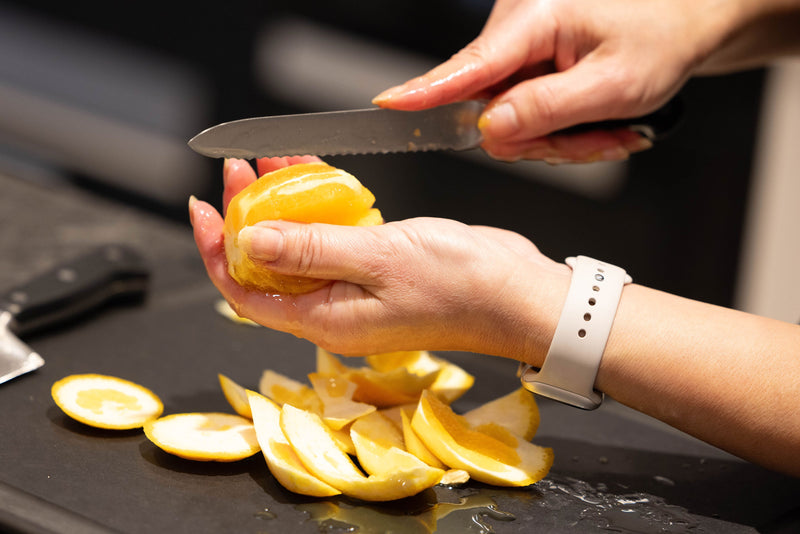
[51,374,163,430]
[224,162,383,294]
[143,412,260,462]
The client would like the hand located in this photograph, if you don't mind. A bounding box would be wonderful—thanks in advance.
[190,157,570,359]
[373,0,731,163]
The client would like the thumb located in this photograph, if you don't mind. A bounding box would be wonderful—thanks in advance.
[237,221,381,286]
[479,56,652,142]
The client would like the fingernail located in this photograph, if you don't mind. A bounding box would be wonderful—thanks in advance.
[522,147,560,160]
[188,195,198,226]
[600,146,629,161]
[239,226,282,261]
[480,102,521,138]
[372,86,403,105]
[625,136,653,153]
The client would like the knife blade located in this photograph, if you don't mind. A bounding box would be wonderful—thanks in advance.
[187,98,682,159]
[0,245,149,385]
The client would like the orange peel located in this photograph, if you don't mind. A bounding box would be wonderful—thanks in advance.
[51,374,163,430]
[144,412,259,462]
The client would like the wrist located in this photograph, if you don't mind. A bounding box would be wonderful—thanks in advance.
[503,260,573,368]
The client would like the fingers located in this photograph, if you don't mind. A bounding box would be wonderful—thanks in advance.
[482,129,653,163]
[373,2,541,110]
[255,155,321,176]
[480,54,648,141]
[189,196,246,300]
[189,195,313,335]
[222,159,257,216]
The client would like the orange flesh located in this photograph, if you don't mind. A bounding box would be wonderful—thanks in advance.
[76,388,141,414]
[224,162,382,293]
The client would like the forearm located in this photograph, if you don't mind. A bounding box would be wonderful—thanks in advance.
[598,284,800,475]
[695,0,800,74]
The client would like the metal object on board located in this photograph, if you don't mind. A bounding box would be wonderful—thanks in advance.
[0,245,149,384]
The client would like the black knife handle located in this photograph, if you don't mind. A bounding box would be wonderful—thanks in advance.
[0,245,149,337]
[554,95,684,141]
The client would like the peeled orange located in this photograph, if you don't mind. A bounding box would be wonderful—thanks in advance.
[224,162,382,293]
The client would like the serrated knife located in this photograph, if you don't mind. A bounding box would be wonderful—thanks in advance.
[187,98,682,159]
[0,245,149,385]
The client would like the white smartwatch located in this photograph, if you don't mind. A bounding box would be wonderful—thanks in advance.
[518,256,632,410]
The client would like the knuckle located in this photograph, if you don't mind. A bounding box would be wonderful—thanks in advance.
[286,225,322,277]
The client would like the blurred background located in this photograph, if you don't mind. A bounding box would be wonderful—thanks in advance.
[0,0,797,322]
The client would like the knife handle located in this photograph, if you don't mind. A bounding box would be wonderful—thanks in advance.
[554,95,684,141]
[0,245,149,337]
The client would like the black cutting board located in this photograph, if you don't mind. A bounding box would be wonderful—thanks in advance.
[1,173,798,534]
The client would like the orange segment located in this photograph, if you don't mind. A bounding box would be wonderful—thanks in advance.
[224,162,383,293]
[144,412,260,462]
[51,374,163,430]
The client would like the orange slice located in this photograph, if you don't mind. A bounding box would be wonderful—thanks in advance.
[218,373,252,419]
[224,162,382,294]
[315,348,439,407]
[346,366,439,407]
[411,390,553,486]
[364,350,474,404]
[247,390,340,497]
[315,346,350,376]
[462,387,540,441]
[350,411,443,480]
[144,413,260,462]
[280,404,442,501]
[308,372,375,430]
[51,374,163,430]
[400,408,446,469]
[258,369,322,413]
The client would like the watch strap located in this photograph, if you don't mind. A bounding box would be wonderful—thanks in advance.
[519,255,631,410]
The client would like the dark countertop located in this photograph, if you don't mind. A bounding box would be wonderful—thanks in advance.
[1,172,798,534]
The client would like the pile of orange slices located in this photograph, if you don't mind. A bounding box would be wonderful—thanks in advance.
[51,348,552,502]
